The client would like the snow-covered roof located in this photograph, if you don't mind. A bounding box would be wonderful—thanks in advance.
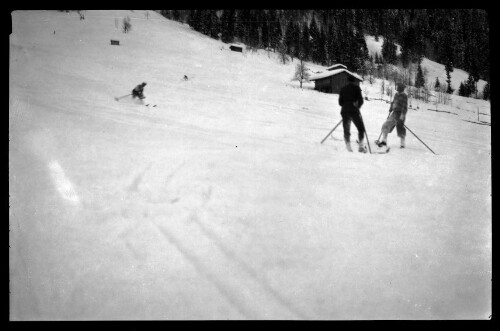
[309,68,363,82]
[326,64,347,71]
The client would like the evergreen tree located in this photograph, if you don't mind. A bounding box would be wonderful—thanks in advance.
[160,10,172,20]
[381,36,397,64]
[301,24,310,61]
[415,62,425,88]
[284,21,300,60]
[332,29,344,65]
[458,81,468,97]
[317,29,327,65]
[188,10,201,32]
[469,65,481,98]
[199,10,211,36]
[354,9,365,33]
[248,10,260,47]
[208,10,220,40]
[261,20,269,48]
[445,61,454,94]
[234,10,247,42]
[171,10,181,21]
[355,30,369,70]
[240,10,252,44]
[344,30,359,71]
[483,81,490,100]
[377,9,388,37]
[268,11,282,51]
[434,77,441,91]
[220,10,235,43]
[400,46,411,68]
[323,24,332,65]
[309,19,322,64]
[465,74,477,97]
[439,27,457,76]
[197,10,205,33]
[403,25,420,63]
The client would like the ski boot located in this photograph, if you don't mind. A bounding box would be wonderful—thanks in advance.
[377,132,388,148]
[345,139,353,152]
[358,141,367,153]
[400,136,406,149]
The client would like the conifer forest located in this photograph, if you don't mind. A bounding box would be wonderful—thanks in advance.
[160,9,489,83]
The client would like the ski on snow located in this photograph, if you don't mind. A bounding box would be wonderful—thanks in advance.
[373,145,391,154]
[113,96,156,107]
[372,140,391,154]
[355,140,390,154]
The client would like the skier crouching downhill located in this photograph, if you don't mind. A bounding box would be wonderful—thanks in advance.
[338,75,367,153]
[377,83,408,149]
[132,82,147,102]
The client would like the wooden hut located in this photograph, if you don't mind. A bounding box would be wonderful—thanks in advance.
[229,44,244,53]
[309,68,363,94]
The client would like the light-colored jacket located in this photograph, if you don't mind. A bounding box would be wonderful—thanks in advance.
[389,92,408,115]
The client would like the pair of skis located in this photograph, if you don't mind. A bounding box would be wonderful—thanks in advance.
[357,139,391,154]
[114,94,157,108]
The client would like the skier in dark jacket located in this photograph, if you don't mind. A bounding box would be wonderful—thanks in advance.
[132,82,147,100]
[338,75,366,152]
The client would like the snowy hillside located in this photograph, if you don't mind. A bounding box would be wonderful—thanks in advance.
[364,35,488,95]
[365,35,402,56]
[10,10,491,320]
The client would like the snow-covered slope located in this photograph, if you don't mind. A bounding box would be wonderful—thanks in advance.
[365,35,402,57]
[10,10,491,320]
[364,35,488,94]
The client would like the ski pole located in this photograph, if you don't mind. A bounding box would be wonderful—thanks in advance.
[320,119,343,144]
[114,93,132,101]
[365,131,372,154]
[358,112,372,154]
[404,124,437,155]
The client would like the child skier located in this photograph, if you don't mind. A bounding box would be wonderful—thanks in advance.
[132,82,147,101]
[338,75,366,152]
[377,83,408,149]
